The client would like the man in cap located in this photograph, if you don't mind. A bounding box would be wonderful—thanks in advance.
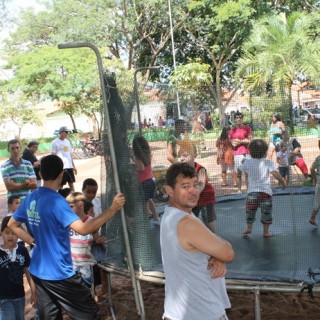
[51,126,77,191]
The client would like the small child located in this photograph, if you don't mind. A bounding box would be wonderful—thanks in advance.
[216,126,237,187]
[82,179,108,295]
[178,142,216,232]
[132,135,159,221]
[308,155,320,226]
[239,139,286,237]
[7,195,21,216]
[0,216,35,319]
[283,131,308,179]
[67,192,107,300]
[276,141,289,185]
[84,201,95,217]
[82,178,102,217]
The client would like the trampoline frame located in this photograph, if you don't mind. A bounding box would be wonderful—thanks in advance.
[58,42,320,320]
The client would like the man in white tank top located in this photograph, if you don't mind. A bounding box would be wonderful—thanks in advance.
[160,162,235,320]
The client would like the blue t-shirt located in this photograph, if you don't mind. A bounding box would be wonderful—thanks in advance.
[13,187,79,280]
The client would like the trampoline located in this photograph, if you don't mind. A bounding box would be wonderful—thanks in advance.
[58,42,320,320]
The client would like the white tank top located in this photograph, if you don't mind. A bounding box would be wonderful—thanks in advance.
[160,206,231,320]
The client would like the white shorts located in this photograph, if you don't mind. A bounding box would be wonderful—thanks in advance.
[220,163,235,172]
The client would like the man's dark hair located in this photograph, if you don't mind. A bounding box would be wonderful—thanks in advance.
[82,178,98,190]
[234,111,243,119]
[7,139,20,149]
[40,155,63,181]
[166,162,197,188]
[248,139,268,159]
[27,141,39,148]
[84,201,94,215]
[7,195,20,205]
[58,187,72,198]
[1,216,11,232]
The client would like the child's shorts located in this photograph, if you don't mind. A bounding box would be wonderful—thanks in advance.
[73,265,94,288]
[279,166,289,177]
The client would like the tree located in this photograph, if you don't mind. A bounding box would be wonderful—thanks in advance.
[176,0,257,126]
[235,11,320,130]
[169,59,212,111]
[0,91,42,139]
[3,0,180,125]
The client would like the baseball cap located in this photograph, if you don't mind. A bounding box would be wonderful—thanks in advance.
[59,126,71,133]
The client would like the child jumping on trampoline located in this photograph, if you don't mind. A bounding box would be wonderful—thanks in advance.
[239,139,286,237]
[308,155,320,226]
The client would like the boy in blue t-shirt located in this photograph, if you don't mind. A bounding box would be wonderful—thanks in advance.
[8,154,125,319]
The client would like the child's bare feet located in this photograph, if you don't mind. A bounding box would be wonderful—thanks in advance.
[263,232,273,238]
[242,230,252,235]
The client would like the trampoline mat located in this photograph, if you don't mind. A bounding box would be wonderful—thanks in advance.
[216,189,320,283]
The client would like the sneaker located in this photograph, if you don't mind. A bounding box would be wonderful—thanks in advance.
[237,190,242,194]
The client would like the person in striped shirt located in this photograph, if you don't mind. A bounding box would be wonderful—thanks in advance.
[1,139,37,200]
[67,192,106,299]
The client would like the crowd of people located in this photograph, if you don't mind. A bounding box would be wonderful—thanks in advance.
[0,114,319,319]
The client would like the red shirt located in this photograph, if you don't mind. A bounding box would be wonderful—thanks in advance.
[195,162,215,206]
[228,125,252,155]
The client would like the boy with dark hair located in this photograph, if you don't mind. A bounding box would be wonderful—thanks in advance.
[1,139,37,200]
[7,195,21,216]
[8,154,125,319]
[239,139,286,237]
[0,216,35,319]
[82,178,102,217]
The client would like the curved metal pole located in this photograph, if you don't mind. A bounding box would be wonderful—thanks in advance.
[134,66,160,135]
[58,42,143,317]
[168,0,181,118]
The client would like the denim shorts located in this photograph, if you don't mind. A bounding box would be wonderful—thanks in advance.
[0,297,25,320]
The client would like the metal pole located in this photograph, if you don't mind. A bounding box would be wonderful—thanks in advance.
[58,42,144,317]
[134,66,160,135]
[168,0,181,118]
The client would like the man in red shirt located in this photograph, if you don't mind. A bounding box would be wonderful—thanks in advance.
[228,112,253,193]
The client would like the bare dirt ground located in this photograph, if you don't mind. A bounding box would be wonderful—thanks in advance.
[1,134,320,319]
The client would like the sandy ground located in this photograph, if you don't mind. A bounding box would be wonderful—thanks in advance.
[1,135,320,319]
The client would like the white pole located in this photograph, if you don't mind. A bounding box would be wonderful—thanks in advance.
[168,0,181,118]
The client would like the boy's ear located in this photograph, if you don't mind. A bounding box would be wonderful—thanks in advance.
[163,185,173,197]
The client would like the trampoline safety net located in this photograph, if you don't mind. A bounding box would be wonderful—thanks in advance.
[98,75,320,285]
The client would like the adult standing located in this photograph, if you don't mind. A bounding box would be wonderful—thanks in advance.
[161,162,234,320]
[1,139,37,200]
[8,154,125,319]
[166,119,186,164]
[51,126,77,191]
[229,112,253,193]
[22,141,41,187]
[267,113,286,160]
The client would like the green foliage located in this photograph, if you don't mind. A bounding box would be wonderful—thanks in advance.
[170,60,212,87]
[236,11,320,91]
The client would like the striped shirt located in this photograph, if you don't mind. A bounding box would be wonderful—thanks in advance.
[69,216,96,266]
[1,158,36,199]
